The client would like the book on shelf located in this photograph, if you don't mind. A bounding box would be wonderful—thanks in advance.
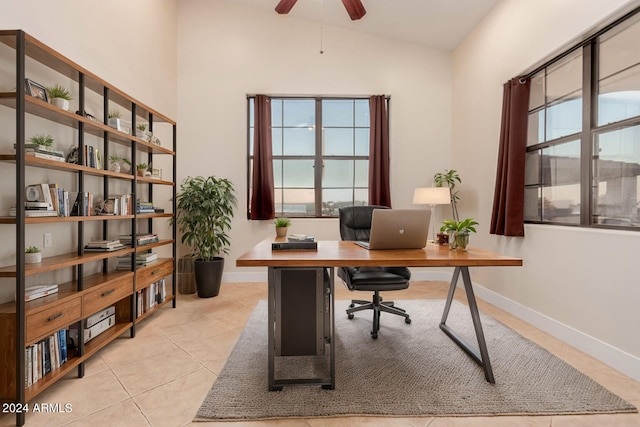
[118,233,159,246]
[85,239,123,249]
[8,207,58,217]
[84,243,127,252]
[26,151,66,162]
[17,284,59,302]
[25,183,54,210]
[116,253,158,270]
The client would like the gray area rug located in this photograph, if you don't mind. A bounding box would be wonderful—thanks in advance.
[195,299,636,420]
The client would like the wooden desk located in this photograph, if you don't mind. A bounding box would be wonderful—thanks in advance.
[237,239,522,388]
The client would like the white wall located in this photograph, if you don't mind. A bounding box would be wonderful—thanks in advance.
[177,0,453,278]
[453,0,640,380]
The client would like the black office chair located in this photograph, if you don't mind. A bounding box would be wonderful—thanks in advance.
[337,205,412,339]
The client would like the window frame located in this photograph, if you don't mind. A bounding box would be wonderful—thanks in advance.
[247,95,379,218]
[523,8,640,231]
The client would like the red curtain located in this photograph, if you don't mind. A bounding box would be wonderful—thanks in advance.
[490,78,531,236]
[250,95,275,220]
[369,95,391,207]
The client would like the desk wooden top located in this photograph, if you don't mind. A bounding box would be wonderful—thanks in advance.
[236,239,522,268]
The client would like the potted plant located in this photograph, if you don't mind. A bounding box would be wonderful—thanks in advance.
[274,217,291,237]
[440,218,478,250]
[29,134,54,148]
[109,155,121,172]
[108,108,122,130]
[433,169,462,245]
[46,84,72,111]
[136,163,148,176]
[136,123,148,139]
[24,246,41,264]
[119,157,131,173]
[174,176,237,298]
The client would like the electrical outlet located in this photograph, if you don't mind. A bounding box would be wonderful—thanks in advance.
[44,233,52,248]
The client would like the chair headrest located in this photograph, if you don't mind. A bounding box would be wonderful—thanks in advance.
[338,205,388,241]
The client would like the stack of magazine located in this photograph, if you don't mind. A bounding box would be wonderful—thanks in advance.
[18,284,59,302]
[116,252,158,270]
[84,239,126,252]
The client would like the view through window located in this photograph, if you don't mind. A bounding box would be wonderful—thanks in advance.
[248,97,375,217]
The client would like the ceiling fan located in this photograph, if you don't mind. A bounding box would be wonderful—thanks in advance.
[275,0,367,21]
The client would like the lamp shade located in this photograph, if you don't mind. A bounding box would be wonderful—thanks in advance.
[412,187,450,205]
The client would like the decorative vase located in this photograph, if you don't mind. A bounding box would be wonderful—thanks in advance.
[436,232,449,245]
[275,226,288,238]
[109,162,120,173]
[448,231,470,250]
[51,97,69,111]
[25,252,41,264]
[119,161,131,173]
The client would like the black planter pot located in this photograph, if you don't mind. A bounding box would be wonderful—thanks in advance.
[194,257,224,298]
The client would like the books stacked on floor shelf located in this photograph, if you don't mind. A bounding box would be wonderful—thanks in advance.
[116,252,158,270]
[17,284,59,302]
[25,329,68,387]
[16,143,66,162]
[136,201,155,214]
[118,233,159,246]
[136,278,166,317]
[84,239,126,252]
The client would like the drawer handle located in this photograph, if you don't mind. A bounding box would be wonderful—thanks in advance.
[48,313,64,321]
[151,269,160,275]
[102,289,115,297]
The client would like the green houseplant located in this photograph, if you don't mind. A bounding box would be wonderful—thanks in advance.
[46,84,72,111]
[29,134,54,148]
[274,217,291,237]
[174,176,237,297]
[440,218,478,250]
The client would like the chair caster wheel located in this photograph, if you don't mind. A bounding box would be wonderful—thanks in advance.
[348,313,354,320]
[321,384,334,390]
[405,317,412,324]
[371,332,378,339]
[349,303,355,308]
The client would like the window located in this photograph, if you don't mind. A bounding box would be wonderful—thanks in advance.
[524,10,640,229]
[248,97,376,217]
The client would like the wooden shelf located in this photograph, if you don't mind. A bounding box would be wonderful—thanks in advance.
[0,30,177,425]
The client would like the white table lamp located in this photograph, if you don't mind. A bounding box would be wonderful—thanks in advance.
[413,187,451,243]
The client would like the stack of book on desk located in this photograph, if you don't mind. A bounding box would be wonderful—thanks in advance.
[273,234,317,250]
[84,239,126,252]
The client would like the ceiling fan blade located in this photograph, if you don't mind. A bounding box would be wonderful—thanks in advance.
[342,0,366,20]
[275,0,298,15]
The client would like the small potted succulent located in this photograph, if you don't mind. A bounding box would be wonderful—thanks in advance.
[136,163,148,177]
[440,218,478,251]
[119,157,131,173]
[274,217,291,238]
[46,84,72,111]
[109,155,121,173]
[136,123,148,139]
[25,246,41,264]
[108,108,122,130]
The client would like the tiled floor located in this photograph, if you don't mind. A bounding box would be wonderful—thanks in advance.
[1,280,639,427]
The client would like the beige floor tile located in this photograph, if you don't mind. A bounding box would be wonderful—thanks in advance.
[3,280,638,427]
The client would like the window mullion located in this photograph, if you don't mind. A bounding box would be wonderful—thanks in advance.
[314,98,323,217]
[581,41,594,226]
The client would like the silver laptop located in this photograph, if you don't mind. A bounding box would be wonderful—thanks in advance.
[355,209,431,250]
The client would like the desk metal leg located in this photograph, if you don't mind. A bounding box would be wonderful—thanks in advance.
[439,266,495,383]
[267,267,278,390]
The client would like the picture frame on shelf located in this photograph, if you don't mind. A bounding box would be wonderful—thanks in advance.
[151,168,162,179]
[25,78,48,102]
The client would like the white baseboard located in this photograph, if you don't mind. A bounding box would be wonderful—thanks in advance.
[223,269,640,382]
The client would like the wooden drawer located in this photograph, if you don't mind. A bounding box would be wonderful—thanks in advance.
[83,275,133,317]
[26,297,82,344]
[136,259,173,291]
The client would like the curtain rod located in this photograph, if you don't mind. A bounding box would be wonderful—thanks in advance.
[519,5,640,81]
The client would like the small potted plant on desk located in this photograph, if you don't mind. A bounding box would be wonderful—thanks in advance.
[440,218,478,251]
[274,217,291,238]
[174,176,237,298]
